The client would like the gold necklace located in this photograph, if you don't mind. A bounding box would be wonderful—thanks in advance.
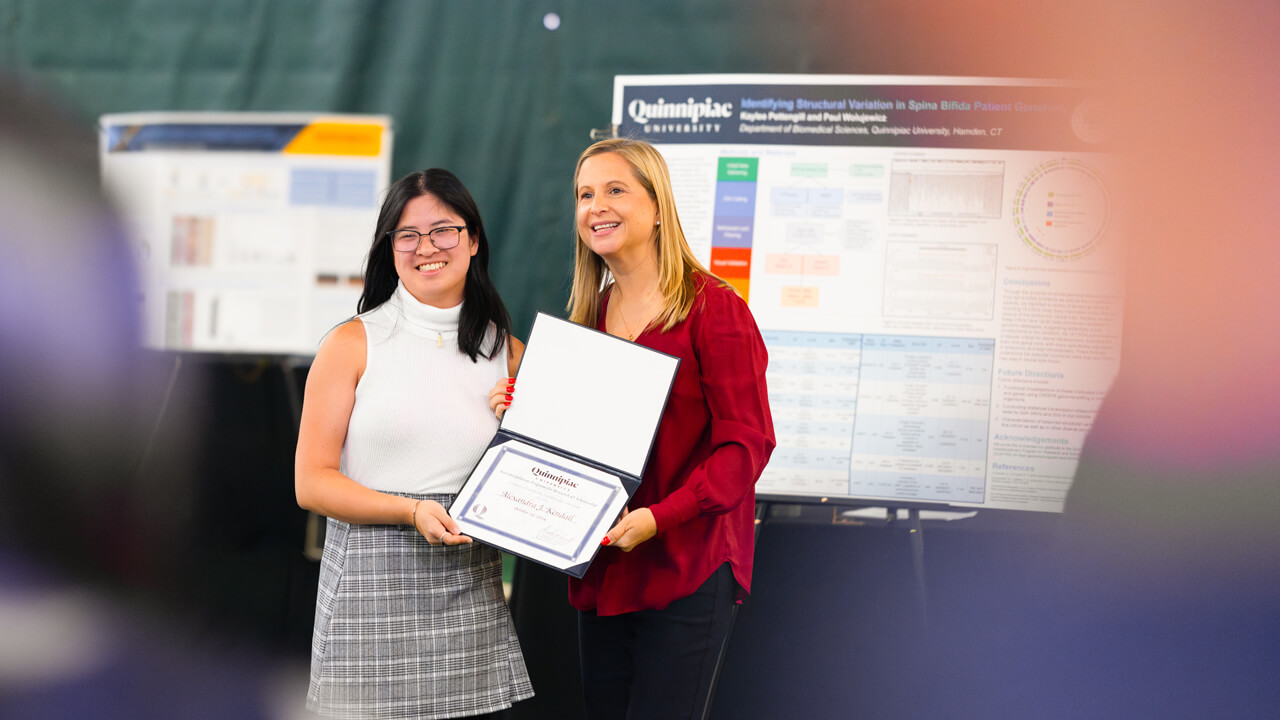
[613,288,657,341]
[616,304,640,340]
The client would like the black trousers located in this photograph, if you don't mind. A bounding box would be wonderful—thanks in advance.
[578,563,738,720]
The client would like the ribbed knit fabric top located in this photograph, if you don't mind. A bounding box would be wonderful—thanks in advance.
[341,281,506,495]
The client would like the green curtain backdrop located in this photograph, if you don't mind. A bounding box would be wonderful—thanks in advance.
[0,0,1084,337]
[0,4,1145,715]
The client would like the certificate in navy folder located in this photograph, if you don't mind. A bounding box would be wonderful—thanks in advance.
[453,312,680,577]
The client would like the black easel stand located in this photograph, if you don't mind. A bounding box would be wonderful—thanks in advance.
[907,507,929,629]
[698,500,769,720]
[136,353,183,478]
[278,355,327,561]
[279,356,305,429]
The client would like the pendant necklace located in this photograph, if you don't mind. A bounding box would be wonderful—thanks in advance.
[618,308,639,341]
[614,288,656,341]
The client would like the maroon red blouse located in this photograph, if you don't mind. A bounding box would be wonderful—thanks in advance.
[569,273,776,616]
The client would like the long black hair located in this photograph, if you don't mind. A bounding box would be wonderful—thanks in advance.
[358,168,511,362]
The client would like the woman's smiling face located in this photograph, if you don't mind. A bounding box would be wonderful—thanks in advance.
[575,151,660,265]
[393,192,477,308]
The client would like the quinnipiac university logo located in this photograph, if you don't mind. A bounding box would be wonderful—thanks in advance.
[627,96,733,135]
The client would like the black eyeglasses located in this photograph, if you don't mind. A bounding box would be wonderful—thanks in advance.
[388,226,466,252]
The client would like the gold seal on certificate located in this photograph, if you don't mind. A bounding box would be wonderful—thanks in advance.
[454,313,680,577]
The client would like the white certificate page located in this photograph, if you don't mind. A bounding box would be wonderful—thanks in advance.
[453,439,629,571]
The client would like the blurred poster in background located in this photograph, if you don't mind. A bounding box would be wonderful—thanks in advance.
[100,113,393,356]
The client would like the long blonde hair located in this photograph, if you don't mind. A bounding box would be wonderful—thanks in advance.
[566,138,720,332]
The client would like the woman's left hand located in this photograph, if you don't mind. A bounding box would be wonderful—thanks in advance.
[488,377,515,419]
[601,507,656,551]
[413,499,474,546]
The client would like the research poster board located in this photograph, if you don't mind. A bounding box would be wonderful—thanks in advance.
[613,75,1122,513]
[100,113,393,355]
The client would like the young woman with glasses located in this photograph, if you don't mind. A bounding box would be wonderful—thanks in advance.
[296,169,532,719]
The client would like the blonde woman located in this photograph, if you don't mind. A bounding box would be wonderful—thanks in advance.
[498,138,775,719]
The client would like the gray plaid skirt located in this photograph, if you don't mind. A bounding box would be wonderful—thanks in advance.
[307,493,534,719]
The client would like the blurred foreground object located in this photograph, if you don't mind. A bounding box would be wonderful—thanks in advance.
[0,73,299,720]
[918,3,1280,718]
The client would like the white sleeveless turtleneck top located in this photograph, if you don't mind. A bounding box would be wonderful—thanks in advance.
[340,282,507,495]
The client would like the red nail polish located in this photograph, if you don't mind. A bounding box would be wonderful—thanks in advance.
[504,394,512,400]
[601,536,612,546]
[507,377,515,382]
[504,401,511,406]
[506,386,514,392]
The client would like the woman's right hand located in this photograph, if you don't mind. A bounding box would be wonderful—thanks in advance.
[488,376,515,419]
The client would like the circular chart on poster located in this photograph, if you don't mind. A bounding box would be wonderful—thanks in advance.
[1012,159,1110,261]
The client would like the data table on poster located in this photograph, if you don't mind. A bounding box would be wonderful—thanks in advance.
[849,335,993,504]
[758,331,862,496]
[759,331,994,504]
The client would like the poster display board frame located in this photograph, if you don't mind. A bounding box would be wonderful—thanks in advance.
[613,74,1122,513]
